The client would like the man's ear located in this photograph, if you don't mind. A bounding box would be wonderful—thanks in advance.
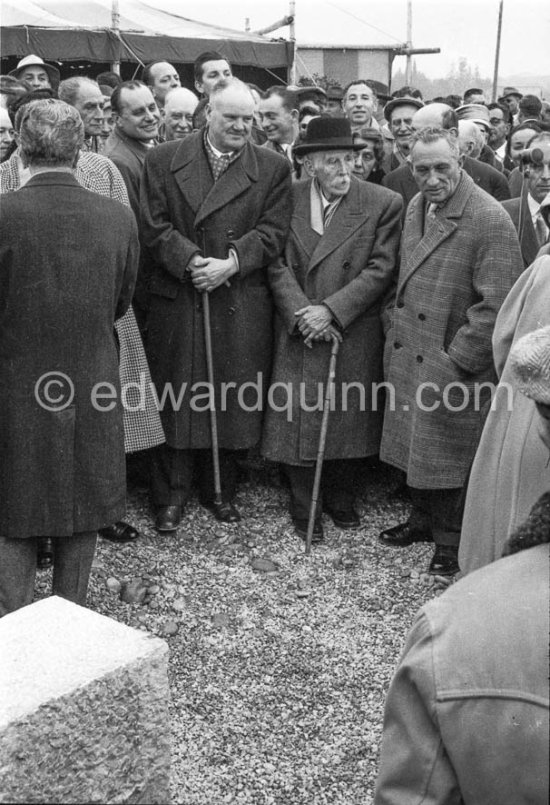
[194,80,203,96]
[205,103,212,124]
[458,153,465,167]
[290,108,299,123]
[302,155,316,178]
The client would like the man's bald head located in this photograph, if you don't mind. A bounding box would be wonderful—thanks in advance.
[458,120,483,159]
[162,87,198,140]
[413,103,458,134]
[207,78,255,153]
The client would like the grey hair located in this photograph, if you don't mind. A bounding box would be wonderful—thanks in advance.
[209,77,254,106]
[19,99,83,167]
[458,120,483,159]
[411,126,460,160]
[58,76,100,107]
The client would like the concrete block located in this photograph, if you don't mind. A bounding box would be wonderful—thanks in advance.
[0,596,170,804]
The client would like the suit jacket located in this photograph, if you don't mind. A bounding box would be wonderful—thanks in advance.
[104,127,150,219]
[375,544,549,805]
[0,172,138,537]
[380,172,523,488]
[263,138,298,180]
[502,196,541,267]
[262,177,403,464]
[383,156,511,215]
[140,132,291,449]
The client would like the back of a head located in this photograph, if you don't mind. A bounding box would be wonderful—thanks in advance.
[11,88,56,130]
[413,102,458,131]
[458,119,483,158]
[19,98,84,167]
[519,94,543,120]
[96,71,122,89]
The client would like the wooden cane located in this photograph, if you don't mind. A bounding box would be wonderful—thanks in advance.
[305,335,340,555]
[202,291,223,508]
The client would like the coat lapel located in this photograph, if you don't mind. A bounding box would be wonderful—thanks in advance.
[398,171,473,293]
[307,179,367,272]
[289,180,321,260]
[195,144,258,225]
[170,133,212,217]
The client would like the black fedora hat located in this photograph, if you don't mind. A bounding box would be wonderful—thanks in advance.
[294,117,363,156]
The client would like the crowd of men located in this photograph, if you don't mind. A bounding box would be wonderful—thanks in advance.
[0,51,549,802]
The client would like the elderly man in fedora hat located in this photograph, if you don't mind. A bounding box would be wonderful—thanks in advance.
[262,117,402,542]
[9,55,60,92]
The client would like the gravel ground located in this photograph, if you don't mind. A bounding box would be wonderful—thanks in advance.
[35,460,448,805]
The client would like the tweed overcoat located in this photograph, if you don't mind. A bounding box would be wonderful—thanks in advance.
[140,132,291,449]
[261,177,402,464]
[379,171,523,489]
[0,173,138,538]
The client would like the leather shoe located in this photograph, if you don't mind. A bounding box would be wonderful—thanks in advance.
[98,521,140,543]
[324,505,360,529]
[428,545,459,576]
[37,537,54,569]
[379,521,433,547]
[292,517,324,543]
[155,505,182,532]
[204,501,241,523]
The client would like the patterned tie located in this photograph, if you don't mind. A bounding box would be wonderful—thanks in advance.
[210,151,232,182]
[535,212,548,247]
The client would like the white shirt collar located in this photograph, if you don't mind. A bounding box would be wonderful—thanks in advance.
[206,132,234,159]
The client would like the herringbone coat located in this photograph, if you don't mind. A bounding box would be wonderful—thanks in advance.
[261,177,402,464]
[380,171,523,488]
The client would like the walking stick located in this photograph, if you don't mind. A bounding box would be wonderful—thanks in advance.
[202,291,223,510]
[305,334,340,555]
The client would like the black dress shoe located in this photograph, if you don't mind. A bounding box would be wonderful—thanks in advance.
[37,537,54,569]
[428,545,459,576]
[379,521,433,547]
[155,506,182,532]
[98,521,140,543]
[324,505,360,529]
[204,501,241,523]
[292,517,324,543]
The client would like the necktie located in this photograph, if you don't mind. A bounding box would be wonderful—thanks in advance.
[535,212,548,247]
[210,152,232,182]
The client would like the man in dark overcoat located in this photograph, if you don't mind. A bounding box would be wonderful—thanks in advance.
[379,126,523,576]
[140,78,291,530]
[261,117,403,541]
[0,99,138,615]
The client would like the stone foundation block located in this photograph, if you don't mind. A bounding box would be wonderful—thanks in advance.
[0,596,170,804]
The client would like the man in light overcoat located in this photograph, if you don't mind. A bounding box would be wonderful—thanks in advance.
[262,117,402,541]
[379,126,523,575]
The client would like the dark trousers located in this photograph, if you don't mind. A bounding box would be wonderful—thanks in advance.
[409,487,464,547]
[0,532,97,617]
[285,459,356,521]
[150,444,245,508]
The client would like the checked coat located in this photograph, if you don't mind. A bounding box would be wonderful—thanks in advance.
[140,132,291,449]
[379,171,523,489]
[261,176,403,465]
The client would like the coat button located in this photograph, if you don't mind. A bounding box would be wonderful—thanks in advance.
[342,260,351,270]
[394,341,402,350]
[227,229,235,237]
[228,306,236,315]
[418,312,426,321]
[416,355,423,363]
[397,301,404,309]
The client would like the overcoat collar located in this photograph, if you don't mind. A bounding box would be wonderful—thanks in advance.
[398,171,475,293]
[170,131,259,227]
[291,177,367,273]
[22,171,81,189]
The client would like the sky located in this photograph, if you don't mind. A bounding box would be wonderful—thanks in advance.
[145,0,550,80]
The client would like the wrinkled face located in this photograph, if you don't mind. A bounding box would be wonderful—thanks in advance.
[74,83,105,137]
[259,94,296,144]
[412,138,462,205]
[149,62,180,105]
[510,130,537,165]
[116,86,160,141]
[19,65,51,90]
[353,140,377,179]
[488,108,510,148]
[101,99,115,139]
[196,59,232,97]
[0,107,14,160]
[207,87,254,152]
[526,143,550,204]
[163,92,198,140]
[390,103,418,150]
[342,84,375,127]
[306,149,354,200]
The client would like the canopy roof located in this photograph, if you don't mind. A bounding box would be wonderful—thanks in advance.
[0,0,293,68]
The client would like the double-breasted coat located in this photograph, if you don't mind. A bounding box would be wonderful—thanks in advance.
[261,177,403,465]
[0,173,138,538]
[140,132,291,449]
[380,171,523,489]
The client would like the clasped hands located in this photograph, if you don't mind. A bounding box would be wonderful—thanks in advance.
[189,253,238,292]
[295,304,342,348]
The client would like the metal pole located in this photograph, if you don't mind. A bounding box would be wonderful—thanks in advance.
[491,0,504,102]
[289,0,297,85]
[405,0,413,86]
[111,0,121,76]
